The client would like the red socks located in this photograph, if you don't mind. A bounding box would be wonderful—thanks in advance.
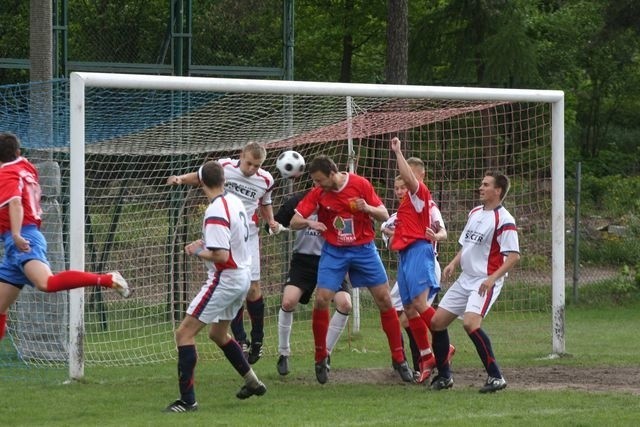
[420,305,436,330]
[312,308,330,362]
[46,270,112,292]
[408,316,432,357]
[380,307,405,363]
[0,313,6,340]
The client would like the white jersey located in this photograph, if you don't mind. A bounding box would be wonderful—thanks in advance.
[218,158,274,233]
[458,205,519,277]
[381,200,445,254]
[203,192,251,280]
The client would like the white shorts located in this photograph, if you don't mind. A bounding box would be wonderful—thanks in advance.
[390,259,441,311]
[437,272,503,318]
[187,268,251,324]
[248,231,260,282]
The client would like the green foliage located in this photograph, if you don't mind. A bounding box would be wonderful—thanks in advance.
[568,268,640,307]
[567,174,640,218]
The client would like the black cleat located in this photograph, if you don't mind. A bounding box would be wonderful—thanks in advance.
[479,376,507,393]
[392,359,415,383]
[315,357,330,384]
[430,375,454,390]
[247,341,263,364]
[236,381,267,399]
[163,399,198,413]
[277,355,290,376]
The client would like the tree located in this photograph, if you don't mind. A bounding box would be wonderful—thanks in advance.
[385,0,408,84]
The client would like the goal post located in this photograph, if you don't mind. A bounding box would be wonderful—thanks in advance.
[68,72,565,380]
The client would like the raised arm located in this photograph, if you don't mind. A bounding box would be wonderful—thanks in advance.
[390,137,420,194]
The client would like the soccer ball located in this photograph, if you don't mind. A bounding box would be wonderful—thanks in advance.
[276,150,305,179]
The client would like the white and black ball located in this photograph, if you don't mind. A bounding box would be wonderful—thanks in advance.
[276,150,306,179]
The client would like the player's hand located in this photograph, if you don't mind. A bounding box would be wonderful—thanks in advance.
[13,234,30,252]
[166,175,182,186]
[349,198,368,213]
[442,263,455,280]
[307,220,327,232]
[425,227,437,241]
[478,279,496,297]
[390,137,402,153]
[185,239,205,256]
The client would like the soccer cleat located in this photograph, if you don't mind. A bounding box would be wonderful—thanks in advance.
[239,340,250,360]
[446,344,456,365]
[109,271,131,298]
[479,376,507,393]
[392,359,415,383]
[276,355,290,376]
[430,375,454,390]
[247,341,263,364]
[416,356,434,384]
[236,381,267,399]
[163,399,198,413]
[315,357,330,384]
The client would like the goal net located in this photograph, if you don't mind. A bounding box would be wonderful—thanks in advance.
[1,74,565,380]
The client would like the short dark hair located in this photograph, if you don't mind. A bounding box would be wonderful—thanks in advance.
[0,132,20,163]
[308,155,338,176]
[199,160,225,188]
[486,170,510,200]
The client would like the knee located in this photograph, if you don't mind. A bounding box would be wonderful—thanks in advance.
[247,282,261,300]
[335,294,352,314]
[280,297,298,312]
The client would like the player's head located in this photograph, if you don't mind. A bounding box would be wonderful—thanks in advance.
[199,160,225,189]
[308,155,339,191]
[393,175,408,200]
[239,142,266,177]
[0,132,21,163]
[406,157,425,181]
[480,170,510,203]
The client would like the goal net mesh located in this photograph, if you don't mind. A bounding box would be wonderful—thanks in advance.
[1,79,553,371]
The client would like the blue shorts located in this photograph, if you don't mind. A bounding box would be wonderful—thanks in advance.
[317,241,388,292]
[397,240,440,306]
[0,225,49,289]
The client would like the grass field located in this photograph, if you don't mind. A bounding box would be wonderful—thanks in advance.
[2,301,640,426]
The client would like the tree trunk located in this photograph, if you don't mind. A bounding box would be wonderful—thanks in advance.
[385,0,408,84]
[339,0,355,83]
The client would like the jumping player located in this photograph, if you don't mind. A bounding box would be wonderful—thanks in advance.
[388,137,442,384]
[164,160,266,412]
[290,155,413,384]
[0,132,130,342]
[167,142,280,364]
[429,171,520,393]
[381,173,454,378]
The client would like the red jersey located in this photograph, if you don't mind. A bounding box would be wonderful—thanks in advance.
[390,181,431,251]
[295,173,382,246]
[0,157,42,234]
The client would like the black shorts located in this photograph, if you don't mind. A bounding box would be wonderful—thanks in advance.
[284,253,350,305]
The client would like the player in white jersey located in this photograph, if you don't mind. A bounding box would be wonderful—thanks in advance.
[429,171,520,393]
[165,160,266,413]
[167,142,280,365]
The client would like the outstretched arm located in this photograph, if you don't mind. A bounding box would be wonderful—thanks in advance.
[390,137,420,194]
[166,171,200,187]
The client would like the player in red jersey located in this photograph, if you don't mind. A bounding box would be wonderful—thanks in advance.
[0,132,130,341]
[290,155,413,384]
[389,137,441,383]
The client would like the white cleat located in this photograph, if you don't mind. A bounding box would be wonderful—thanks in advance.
[109,271,131,298]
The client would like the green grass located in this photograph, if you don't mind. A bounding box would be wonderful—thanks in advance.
[2,302,640,426]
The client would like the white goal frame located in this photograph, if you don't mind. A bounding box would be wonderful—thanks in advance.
[69,72,565,379]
